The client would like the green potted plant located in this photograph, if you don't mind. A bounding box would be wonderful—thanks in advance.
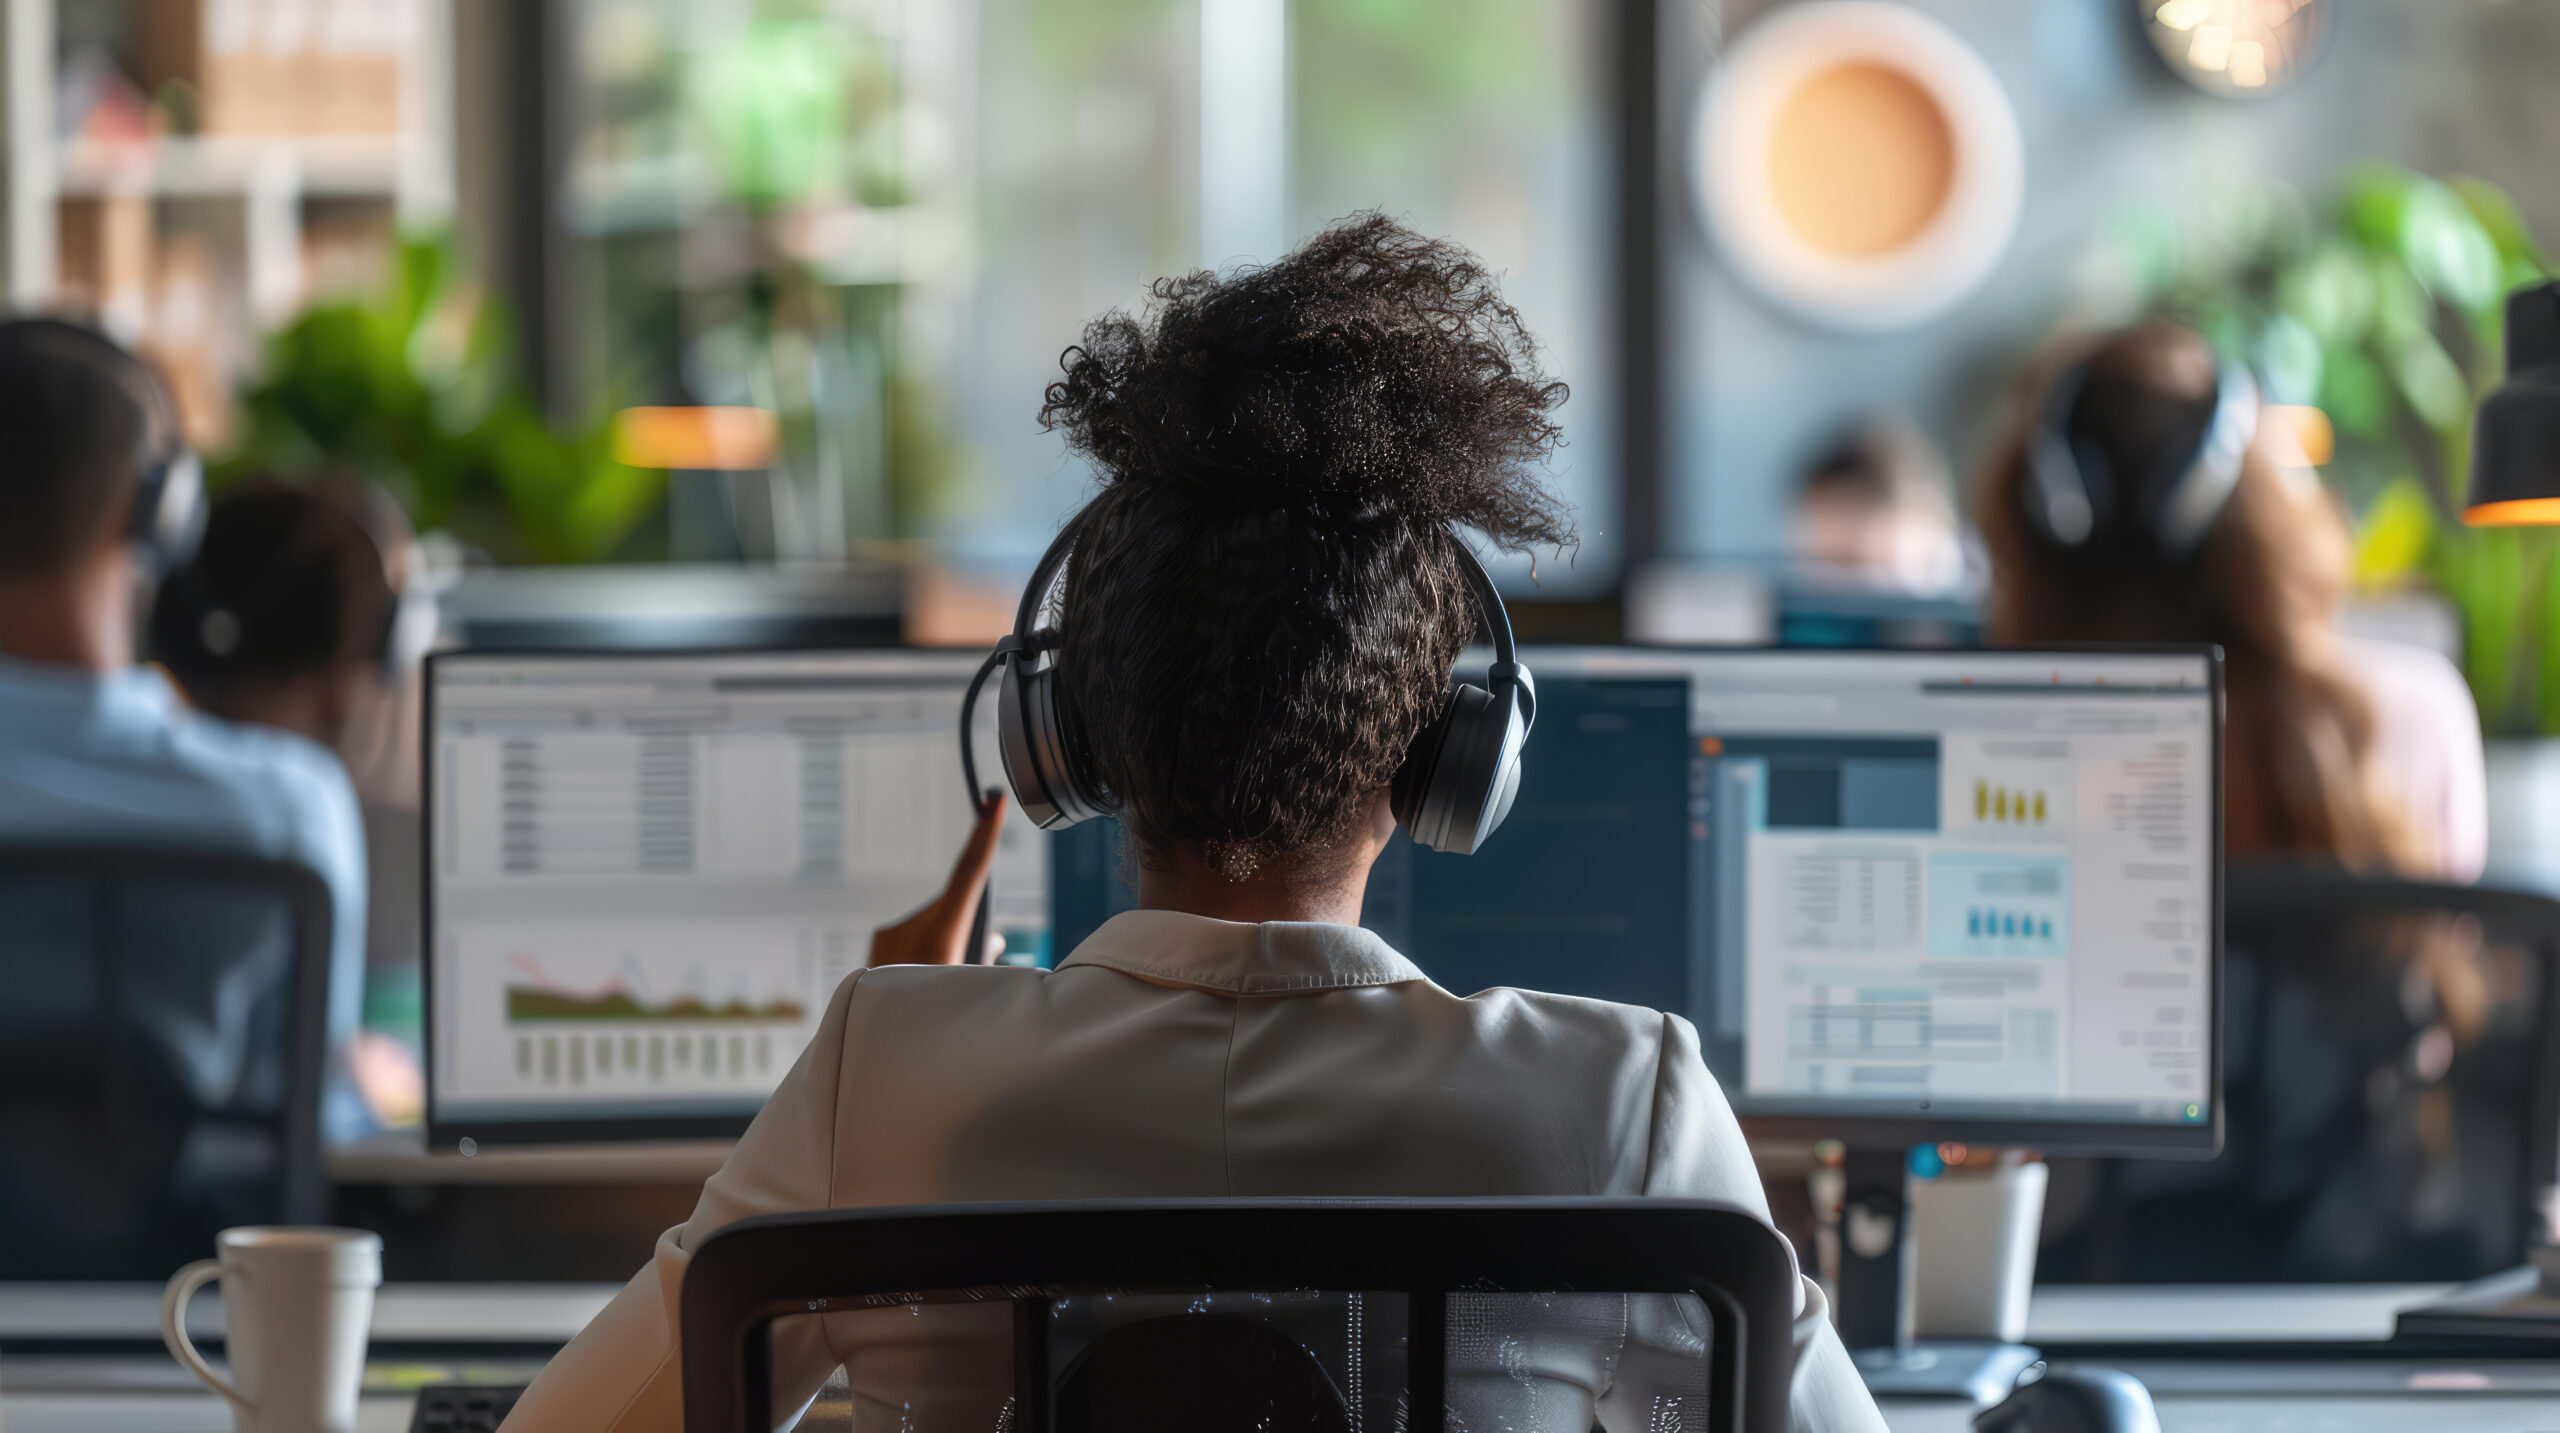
[217,233,663,563]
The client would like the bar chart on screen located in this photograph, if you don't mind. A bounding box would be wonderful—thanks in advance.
[1942,735,2075,846]
[439,925,845,1106]
[1927,853,2070,960]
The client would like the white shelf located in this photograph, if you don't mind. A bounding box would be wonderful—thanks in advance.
[55,133,410,199]
[2,0,455,324]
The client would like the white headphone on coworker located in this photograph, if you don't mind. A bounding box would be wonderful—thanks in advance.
[958,506,1538,857]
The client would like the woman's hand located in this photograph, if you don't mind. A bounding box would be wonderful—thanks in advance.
[870,793,1010,967]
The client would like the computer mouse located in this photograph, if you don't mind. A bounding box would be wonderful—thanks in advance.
[1972,1365,2161,1433]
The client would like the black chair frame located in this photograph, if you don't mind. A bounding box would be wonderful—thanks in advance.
[2036,862,2560,1289]
[0,843,334,1228]
[2224,861,2560,934]
[2226,862,2560,1212]
[680,1197,1797,1433]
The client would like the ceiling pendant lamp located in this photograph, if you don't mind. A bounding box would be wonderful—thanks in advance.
[2464,282,2560,527]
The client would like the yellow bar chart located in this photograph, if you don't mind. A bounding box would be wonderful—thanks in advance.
[1974,779,2049,825]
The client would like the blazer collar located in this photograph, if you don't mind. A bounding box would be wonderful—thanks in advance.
[1057,909,1429,996]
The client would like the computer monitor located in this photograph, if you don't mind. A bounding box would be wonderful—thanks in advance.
[424,649,1049,1147]
[1053,645,2221,1155]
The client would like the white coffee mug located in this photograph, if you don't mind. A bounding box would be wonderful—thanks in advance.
[161,1226,383,1433]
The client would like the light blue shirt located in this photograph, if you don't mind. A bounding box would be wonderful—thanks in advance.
[0,655,370,1135]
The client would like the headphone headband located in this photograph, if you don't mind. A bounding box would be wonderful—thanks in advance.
[1012,515,1087,640]
[962,505,1536,856]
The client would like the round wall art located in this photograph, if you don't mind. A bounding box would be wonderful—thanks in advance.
[1693,1,2024,331]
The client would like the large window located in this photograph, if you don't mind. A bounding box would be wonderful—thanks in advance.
[557,0,1616,592]
[1292,0,1618,594]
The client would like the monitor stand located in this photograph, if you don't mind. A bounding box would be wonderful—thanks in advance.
[1836,1147,2041,1404]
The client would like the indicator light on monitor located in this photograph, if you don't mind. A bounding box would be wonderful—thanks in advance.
[2464,282,2560,526]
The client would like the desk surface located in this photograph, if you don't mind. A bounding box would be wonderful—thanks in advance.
[2023,1283,2454,1344]
[326,1129,733,1186]
[1879,1395,2560,1432]
[0,1283,618,1343]
[14,1367,2560,1433]
[9,1278,2449,1348]
[6,1282,2553,1433]
[9,1392,2558,1433]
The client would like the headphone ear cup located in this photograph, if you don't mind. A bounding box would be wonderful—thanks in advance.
[381,583,439,684]
[130,451,207,575]
[1393,682,1526,856]
[998,655,1110,829]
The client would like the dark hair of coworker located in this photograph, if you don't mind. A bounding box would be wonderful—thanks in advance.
[0,318,169,577]
[1038,213,1575,880]
[1976,320,2428,873]
[149,482,397,711]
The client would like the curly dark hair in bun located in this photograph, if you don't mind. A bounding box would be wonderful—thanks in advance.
[1039,212,1575,879]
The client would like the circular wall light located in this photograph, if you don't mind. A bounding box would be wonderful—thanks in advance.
[2143,0,2334,99]
[1693,1,2024,331]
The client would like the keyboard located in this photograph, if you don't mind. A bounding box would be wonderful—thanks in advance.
[408,1384,528,1432]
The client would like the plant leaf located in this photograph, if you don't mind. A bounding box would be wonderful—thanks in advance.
[2354,478,2435,587]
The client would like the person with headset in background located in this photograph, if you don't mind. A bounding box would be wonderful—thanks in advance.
[1979,319,2485,879]
[149,479,438,1127]
[0,318,375,1137]
[506,216,1888,1433]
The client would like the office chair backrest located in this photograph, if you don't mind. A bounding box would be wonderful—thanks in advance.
[678,1198,1796,1433]
[0,845,331,1279]
[2037,863,2560,1284]
[1054,1314,1352,1433]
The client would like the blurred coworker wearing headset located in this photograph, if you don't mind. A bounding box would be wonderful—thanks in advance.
[1977,319,2484,880]
[0,318,374,1137]
[508,217,1888,1433]
[150,480,439,1126]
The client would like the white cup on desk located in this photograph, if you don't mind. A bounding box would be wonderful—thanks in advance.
[1909,1159,2048,1344]
[161,1226,383,1433]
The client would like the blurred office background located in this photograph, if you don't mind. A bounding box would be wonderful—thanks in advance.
[7,1,2560,779]
[5,0,2560,1293]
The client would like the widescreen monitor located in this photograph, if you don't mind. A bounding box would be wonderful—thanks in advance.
[1053,646,2222,1153]
[424,650,1048,1146]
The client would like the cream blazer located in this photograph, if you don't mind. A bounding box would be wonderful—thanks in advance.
[502,911,1887,1433]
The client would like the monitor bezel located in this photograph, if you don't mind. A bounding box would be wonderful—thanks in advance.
[422,644,991,1151]
[1555,641,2226,1159]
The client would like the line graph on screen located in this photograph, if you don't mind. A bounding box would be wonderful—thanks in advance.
[503,954,807,1024]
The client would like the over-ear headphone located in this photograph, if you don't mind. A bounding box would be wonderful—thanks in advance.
[127,443,208,578]
[959,509,1538,857]
[376,560,442,684]
[2022,355,2259,561]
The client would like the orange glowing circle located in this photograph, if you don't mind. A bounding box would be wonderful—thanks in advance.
[1767,62,1957,258]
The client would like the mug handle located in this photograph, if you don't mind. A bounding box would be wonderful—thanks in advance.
[161,1258,253,1415]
